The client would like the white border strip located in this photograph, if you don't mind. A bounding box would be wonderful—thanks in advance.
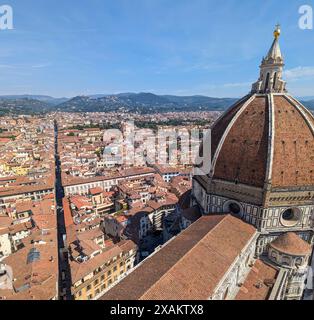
[265,93,275,184]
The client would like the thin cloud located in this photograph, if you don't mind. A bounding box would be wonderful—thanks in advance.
[182,62,234,72]
[222,82,252,88]
[0,63,51,69]
[31,63,51,69]
[284,66,314,81]
[169,81,252,97]
[0,64,16,69]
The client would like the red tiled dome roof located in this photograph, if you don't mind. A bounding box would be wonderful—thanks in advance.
[270,232,312,256]
[210,94,314,189]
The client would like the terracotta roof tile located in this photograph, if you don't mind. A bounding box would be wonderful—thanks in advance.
[213,96,269,187]
[235,259,278,300]
[272,96,314,188]
[101,214,256,300]
[209,94,314,190]
[270,232,312,256]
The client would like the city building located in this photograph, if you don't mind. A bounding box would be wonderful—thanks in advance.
[62,191,137,300]
[0,198,59,300]
[100,26,314,301]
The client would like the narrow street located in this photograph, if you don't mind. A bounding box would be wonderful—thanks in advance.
[54,120,72,300]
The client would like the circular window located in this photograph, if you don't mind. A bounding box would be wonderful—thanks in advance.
[229,203,241,215]
[280,208,301,227]
[282,209,294,220]
[223,200,243,217]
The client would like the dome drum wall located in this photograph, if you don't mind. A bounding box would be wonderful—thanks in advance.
[193,178,314,234]
[268,247,309,269]
[194,176,265,206]
[265,188,314,208]
[258,205,313,233]
[255,231,314,258]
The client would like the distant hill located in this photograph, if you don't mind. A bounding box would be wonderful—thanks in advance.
[0,95,69,106]
[57,92,238,113]
[0,93,313,115]
[297,96,314,101]
[0,98,54,116]
[301,99,314,111]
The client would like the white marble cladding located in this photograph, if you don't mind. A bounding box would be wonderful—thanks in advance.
[285,269,309,300]
[259,205,313,232]
[193,179,314,233]
[211,234,258,300]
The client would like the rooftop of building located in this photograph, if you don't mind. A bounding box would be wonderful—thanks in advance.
[235,259,279,300]
[101,214,257,300]
[270,232,312,256]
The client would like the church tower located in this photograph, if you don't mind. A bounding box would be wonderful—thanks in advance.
[192,26,314,300]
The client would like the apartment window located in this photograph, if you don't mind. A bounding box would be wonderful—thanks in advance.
[108,279,112,285]
[87,285,92,291]
[101,284,106,291]
[94,279,99,286]
[87,294,93,300]
[113,266,117,272]
[101,275,105,281]
[95,289,100,295]
[107,270,112,276]
[119,262,124,267]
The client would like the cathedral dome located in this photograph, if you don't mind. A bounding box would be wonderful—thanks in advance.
[209,27,314,193]
[191,27,314,300]
[210,94,314,189]
[269,232,311,256]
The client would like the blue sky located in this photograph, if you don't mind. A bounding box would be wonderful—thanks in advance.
[0,0,314,98]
